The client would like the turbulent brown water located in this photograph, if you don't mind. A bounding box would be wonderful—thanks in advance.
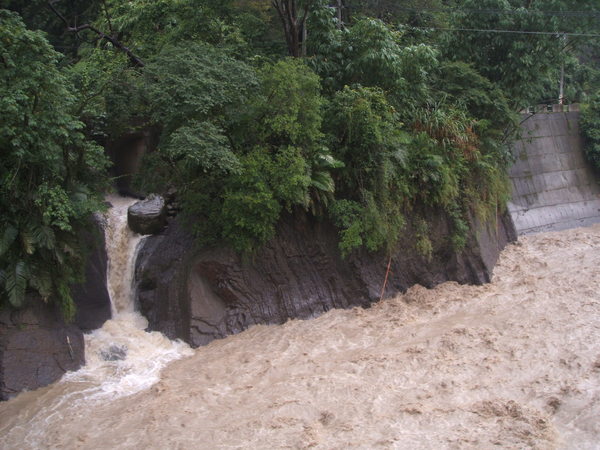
[1,223,600,449]
[71,195,192,401]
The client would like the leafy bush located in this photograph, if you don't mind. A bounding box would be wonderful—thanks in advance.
[220,151,282,253]
[325,86,410,193]
[324,86,409,255]
[0,11,109,317]
[137,53,339,253]
[580,91,600,171]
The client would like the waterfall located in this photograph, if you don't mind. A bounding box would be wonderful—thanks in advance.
[104,195,144,316]
[0,195,192,447]
[61,195,192,400]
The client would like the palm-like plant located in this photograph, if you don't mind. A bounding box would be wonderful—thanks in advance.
[0,12,108,318]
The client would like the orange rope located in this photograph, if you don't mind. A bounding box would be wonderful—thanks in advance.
[380,256,392,301]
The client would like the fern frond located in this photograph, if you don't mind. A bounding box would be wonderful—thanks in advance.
[0,225,18,257]
[30,225,56,250]
[310,171,335,193]
[29,266,52,301]
[20,229,35,255]
[5,261,28,308]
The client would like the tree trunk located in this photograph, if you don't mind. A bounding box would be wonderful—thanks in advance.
[272,0,311,57]
[301,23,307,56]
[336,0,343,29]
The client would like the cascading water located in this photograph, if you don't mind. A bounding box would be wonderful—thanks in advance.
[60,195,192,399]
[2,206,600,448]
[105,195,144,316]
[0,195,192,447]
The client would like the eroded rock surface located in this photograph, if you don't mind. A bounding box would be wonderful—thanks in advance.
[0,214,110,400]
[136,210,516,348]
[0,300,84,401]
[72,213,112,331]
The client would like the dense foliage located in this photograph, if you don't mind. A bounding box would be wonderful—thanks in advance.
[0,11,109,317]
[580,91,600,171]
[1,0,599,315]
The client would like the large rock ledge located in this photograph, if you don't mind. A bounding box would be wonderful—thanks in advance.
[0,300,85,401]
[135,209,516,348]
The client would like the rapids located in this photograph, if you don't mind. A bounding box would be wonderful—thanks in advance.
[1,222,600,449]
[64,195,192,401]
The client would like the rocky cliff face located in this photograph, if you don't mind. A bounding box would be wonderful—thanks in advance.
[72,214,112,332]
[0,300,85,401]
[135,209,516,348]
[0,215,111,400]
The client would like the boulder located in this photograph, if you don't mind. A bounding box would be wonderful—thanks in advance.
[0,299,85,401]
[135,208,517,348]
[100,344,127,361]
[127,194,167,235]
[105,126,160,198]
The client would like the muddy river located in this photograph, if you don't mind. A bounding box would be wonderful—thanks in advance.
[1,223,599,449]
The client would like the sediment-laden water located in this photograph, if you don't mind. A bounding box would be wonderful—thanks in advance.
[69,195,192,402]
[1,222,600,449]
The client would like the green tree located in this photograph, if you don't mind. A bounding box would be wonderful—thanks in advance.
[0,11,109,317]
[580,90,600,171]
[325,86,410,255]
[443,0,600,109]
[0,0,101,57]
[308,15,438,111]
[134,41,257,193]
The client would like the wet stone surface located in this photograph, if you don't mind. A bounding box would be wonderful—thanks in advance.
[127,194,166,235]
[100,344,128,362]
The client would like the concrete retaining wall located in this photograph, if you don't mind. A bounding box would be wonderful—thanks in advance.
[508,111,600,235]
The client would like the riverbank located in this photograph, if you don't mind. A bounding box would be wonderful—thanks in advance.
[1,225,600,449]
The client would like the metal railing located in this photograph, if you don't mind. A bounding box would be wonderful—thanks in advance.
[522,103,580,114]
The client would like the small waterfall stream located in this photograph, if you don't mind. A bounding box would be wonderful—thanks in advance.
[0,196,192,447]
[60,195,192,400]
[104,195,144,316]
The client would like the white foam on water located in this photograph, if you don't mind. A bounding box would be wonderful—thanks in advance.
[59,195,192,402]
[63,311,192,401]
[2,218,600,449]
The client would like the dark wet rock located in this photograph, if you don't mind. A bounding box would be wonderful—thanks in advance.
[1,212,111,400]
[164,187,181,217]
[135,208,516,348]
[128,194,167,235]
[105,127,160,197]
[164,187,178,203]
[72,213,112,331]
[100,344,127,361]
[0,299,84,401]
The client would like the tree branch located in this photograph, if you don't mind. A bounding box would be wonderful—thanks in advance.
[47,0,70,28]
[287,0,296,27]
[101,0,114,36]
[46,0,144,67]
[273,0,295,56]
